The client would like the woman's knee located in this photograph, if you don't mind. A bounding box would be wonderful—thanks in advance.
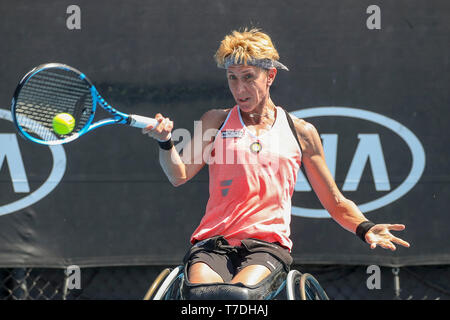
[188,262,224,284]
[230,264,271,286]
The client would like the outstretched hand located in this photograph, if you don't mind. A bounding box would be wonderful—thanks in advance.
[365,224,410,251]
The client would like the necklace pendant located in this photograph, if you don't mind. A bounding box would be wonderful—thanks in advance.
[250,140,262,153]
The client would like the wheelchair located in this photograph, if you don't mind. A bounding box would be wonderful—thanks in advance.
[143,263,330,300]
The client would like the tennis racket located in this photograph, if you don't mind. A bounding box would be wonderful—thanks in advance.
[11,63,158,145]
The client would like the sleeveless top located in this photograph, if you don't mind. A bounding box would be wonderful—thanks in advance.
[190,105,302,251]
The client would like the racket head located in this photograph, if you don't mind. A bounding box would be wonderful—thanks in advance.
[11,63,97,145]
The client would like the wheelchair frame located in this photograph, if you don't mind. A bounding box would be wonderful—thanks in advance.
[143,265,329,300]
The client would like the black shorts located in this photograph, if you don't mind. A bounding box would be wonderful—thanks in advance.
[183,236,293,283]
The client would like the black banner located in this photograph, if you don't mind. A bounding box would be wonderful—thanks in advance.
[0,0,449,267]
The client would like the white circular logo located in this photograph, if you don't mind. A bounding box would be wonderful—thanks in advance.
[0,108,67,216]
[291,107,426,218]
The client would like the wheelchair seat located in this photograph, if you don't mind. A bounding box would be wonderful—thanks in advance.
[145,264,329,300]
[180,263,287,300]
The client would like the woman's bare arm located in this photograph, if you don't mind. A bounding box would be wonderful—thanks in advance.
[143,109,229,186]
[293,116,410,250]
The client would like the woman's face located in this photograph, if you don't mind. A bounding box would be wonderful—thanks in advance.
[226,65,276,113]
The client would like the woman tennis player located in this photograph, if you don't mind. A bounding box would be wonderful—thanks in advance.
[142,28,410,286]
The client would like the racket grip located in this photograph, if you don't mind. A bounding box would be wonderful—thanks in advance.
[128,114,158,129]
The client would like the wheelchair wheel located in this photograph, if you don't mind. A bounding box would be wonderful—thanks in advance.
[143,268,171,300]
[286,270,329,300]
[152,265,184,300]
[300,273,329,300]
[286,270,301,300]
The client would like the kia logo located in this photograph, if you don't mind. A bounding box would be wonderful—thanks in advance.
[291,107,426,218]
[0,108,67,216]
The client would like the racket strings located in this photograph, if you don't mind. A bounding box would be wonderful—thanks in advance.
[14,68,93,142]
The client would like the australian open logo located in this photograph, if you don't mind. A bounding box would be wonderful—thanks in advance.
[290,107,426,219]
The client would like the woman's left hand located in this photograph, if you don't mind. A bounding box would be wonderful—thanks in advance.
[365,224,411,251]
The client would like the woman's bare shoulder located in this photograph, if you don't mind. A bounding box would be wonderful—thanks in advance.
[289,114,317,138]
[289,113,321,154]
[200,108,232,129]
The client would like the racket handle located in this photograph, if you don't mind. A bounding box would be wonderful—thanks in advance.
[128,114,158,129]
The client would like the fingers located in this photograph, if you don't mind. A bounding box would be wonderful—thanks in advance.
[154,117,173,135]
[142,114,173,141]
[141,114,161,134]
[366,235,379,250]
[142,114,164,132]
[369,240,394,250]
[387,224,406,231]
[387,224,410,248]
[372,240,396,251]
[368,236,410,251]
[366,233,398,251]
[367,223,410,251]
[390,236,410,248]
[142,123,155,134]
[385,242,397,251]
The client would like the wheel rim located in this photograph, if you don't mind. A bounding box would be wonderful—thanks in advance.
[286,270,301,300]
[143,268,171,300]
[300,273,330,300]
[153,266,184,300]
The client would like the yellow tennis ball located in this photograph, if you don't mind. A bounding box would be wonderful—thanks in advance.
[52,113,75,135]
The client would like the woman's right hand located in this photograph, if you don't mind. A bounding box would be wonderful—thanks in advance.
[142,113,174,141]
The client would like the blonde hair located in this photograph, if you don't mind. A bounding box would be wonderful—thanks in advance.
[214,28,281,68]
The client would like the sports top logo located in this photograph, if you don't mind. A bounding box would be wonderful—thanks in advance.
[291,107,426,218]
[0,108,67,216]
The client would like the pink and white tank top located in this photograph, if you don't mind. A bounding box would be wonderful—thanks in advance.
[191,105,302,251]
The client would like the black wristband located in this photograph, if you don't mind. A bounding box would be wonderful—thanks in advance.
[356,221,376,243]
[158,138,174,150]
